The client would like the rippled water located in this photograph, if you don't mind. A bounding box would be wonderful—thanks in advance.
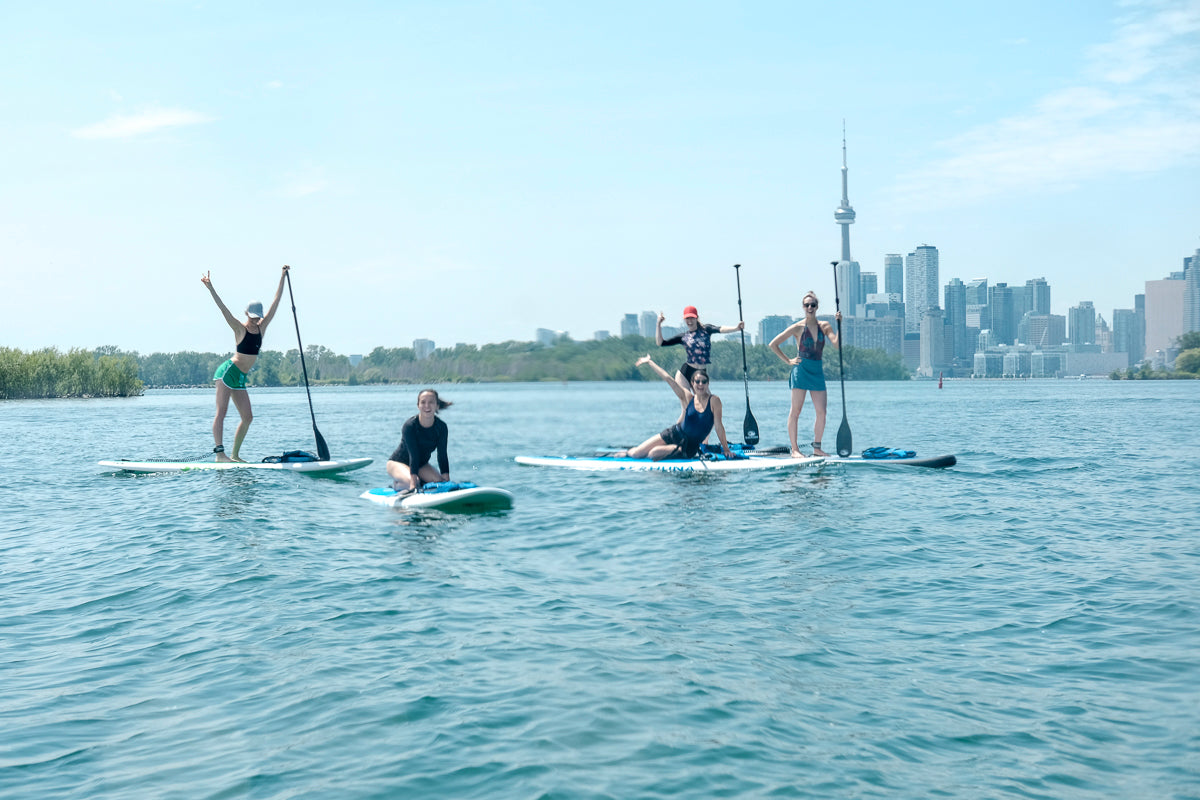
[2,380,1198,798]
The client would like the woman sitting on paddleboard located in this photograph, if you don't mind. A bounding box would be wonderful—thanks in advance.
[387,389,452,492]
[617,355,733,461]
[656,306,744,391]
[202,265,288,462]
[769,291,841,458]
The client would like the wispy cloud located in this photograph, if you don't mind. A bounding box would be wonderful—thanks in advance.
[889,0,1200,207]
[72,108,214,140]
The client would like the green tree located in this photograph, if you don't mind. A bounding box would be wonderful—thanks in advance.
[1175,349,1200,374]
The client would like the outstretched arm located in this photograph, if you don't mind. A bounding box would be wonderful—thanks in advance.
[717,322,745,334]
[655,311,665,346]
[260,265,290,329]
[636,354,689,405]
[201,271,243,334]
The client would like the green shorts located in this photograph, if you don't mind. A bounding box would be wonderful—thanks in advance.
[214,359,248,390]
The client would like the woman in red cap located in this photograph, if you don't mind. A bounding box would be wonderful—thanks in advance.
[655,305,743,391]
[201,265,289,462]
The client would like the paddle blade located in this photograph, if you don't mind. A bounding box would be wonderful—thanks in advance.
[836,417,852,458]
[314,426,331,461]
[743,407,760,446]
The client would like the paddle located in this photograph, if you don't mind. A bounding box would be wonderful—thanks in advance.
[284,268,331,461]
[831,261,852,457]
[733,264,760,446]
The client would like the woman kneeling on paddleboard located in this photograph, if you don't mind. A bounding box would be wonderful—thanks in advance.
[618,355,733,461]
[387,389,452,492]
[768,291,840,458]
[656,306,743,392]
[202,265,288,462]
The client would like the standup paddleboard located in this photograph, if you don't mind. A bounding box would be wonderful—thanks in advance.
[821,453,956,469]
[99,457,373,475]
[360,484,514,512]
[515,454,823,472]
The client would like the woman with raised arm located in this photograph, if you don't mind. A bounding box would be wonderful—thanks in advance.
[617,355,733,461]
[769,290,841,458]
[386,389,452,492]
[201,265,289,462]
[656,305,744,392]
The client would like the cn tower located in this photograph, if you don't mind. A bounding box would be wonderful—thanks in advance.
[834,122,855,262]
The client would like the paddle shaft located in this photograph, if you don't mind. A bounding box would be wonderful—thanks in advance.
[831,261,852,457]
[733,263,760,445]
[285,270,331,460]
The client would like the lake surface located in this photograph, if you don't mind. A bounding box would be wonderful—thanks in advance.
[2,379,1198,799]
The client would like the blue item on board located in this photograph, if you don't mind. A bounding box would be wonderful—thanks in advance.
[861,447,917,459]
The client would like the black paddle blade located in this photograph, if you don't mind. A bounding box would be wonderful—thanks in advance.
[314,426,331,461]
[836,417,852,458]
[743,407,760,446]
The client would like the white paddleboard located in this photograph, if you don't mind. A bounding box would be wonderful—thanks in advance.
[99,457,374,475]
[821,454,956,469]
[514,454,824,472]
[360,485,514,512]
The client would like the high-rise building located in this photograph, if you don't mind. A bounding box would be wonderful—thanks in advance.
[1026,277,1051,315]
[1185,249,1200,334]
[884,255,904,299]
[1145,275,1186,357]
[1019,314,1066,349]
[965,278,989,333]
[1112,309,1137,366]
[759,315,793,347]
[620,314,639,337]
[918,307,946,377]
[860,272,878,303]
[1068,301,1096,346]
[904,245,939,335]
[842,316,903,357]
[988,282,1014,345]
[594,330,611,341]
[835,259,861,318]
[639,311,657,339]
[413,339,436,360]
[944,278,968,362]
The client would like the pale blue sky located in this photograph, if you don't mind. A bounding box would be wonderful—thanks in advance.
[2,0,1197,355]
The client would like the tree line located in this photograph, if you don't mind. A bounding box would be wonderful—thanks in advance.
[0,336,911,398]
[1111,331,1200,380]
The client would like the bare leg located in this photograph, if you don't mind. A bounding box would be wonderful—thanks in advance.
[788,388,808,458]
[228,389,253,462]
[387,460,415,491]
[673,370,690,394]
[626,433,667,459]
[648,444,685,461]
[416,464,443,485]
[213,382,233,462]
[810,390,829,456]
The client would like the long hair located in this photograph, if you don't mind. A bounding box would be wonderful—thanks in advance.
[417,388,452,410]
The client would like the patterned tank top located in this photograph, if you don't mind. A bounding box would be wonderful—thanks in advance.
[797,325,825,361]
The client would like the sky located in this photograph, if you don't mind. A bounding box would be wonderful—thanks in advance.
[2,0,1198,356]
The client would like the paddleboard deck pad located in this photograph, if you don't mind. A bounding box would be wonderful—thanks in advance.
[361,482,514,512]
[515,454,824,472]
[100,457,373,474]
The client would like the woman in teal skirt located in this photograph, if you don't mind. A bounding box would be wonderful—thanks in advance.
[769,291,841,457]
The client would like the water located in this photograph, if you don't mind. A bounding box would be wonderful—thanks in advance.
[2,380,1197,799]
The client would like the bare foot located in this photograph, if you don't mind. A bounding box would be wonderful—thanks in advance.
[790,449,805,459]
[230,455,247,463]
[812,446,830,457]
[215,452,233,463]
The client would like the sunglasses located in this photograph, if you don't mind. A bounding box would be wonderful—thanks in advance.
[803,303,818,309]
[693,379,709,385]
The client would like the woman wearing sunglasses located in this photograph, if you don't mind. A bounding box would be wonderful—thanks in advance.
[769,291,841,458]
[616,355,734,461]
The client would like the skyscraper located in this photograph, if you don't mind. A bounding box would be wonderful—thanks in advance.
[1068,301,1096,345]
[860,272,878,300]
[1026,277,1051,315]
[639,311,657,339]
[1185,249,1200,334]
[904,245,939,334]
[833,126,862,316]
[759,315,793,347]
[620,314,639,337]
[884,255,904,299]
[988,282,1014,345]
[944,278,968,362]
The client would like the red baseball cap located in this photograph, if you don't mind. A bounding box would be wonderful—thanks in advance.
[682,305,699,318]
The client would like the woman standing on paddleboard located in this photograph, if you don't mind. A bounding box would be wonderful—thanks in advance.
[617,355,734,461]
[202,265,288,462]
[387,389,452,492]
[769,291,841,458]
[656,306,743,391]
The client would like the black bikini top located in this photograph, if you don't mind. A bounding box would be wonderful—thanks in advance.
[236,328,263,355]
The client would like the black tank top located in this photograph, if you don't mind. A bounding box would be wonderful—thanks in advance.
[236,328,263,355]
